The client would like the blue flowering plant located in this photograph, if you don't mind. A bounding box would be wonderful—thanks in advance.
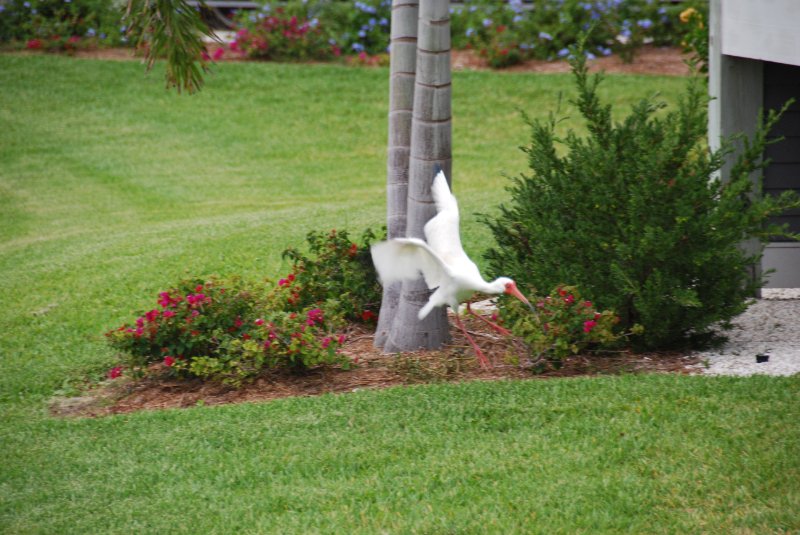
[450,0,688,66]
[239,0,391,59]
[330,0,391,56]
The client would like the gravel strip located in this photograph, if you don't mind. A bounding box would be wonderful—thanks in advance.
[691,299,800,377]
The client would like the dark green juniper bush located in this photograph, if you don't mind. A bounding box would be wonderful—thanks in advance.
[483,41,799,350]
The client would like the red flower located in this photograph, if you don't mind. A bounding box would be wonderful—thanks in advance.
[583,320,597,333]
[583,301,592,308]
[201,50,211,61]
[348,243,358,257]
[163,356,175,367]
[242,333,251,340]
[306,308,324,325]
[163,309,175,318]
[234,316,243,328]
[186,293,207,306]
[158,292,172,308]
[107,366,123,379]
[361,310,376,322]
[563,294,575,305]
[212,47,225,60]
[255,318,265,326]
[288,273,296,282]
[26,39,42,50]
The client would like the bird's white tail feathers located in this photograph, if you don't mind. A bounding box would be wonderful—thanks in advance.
[431,170,457,214]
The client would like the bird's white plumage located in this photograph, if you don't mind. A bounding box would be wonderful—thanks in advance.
[371,170,507,320]
[370,238,450,291]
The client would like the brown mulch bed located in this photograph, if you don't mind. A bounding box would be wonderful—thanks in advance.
[55,45,693,76]
[452,46,692,76]
[51,315,700,418]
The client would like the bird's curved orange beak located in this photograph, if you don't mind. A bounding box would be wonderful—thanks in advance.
[504,282,536,312]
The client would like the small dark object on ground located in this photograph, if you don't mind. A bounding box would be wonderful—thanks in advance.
[756,354,770,363]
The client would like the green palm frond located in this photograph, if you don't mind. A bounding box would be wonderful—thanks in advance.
[125,0,216,94]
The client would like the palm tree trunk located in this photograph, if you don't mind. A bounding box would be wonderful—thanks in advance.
[383,0,452,353]
[375,0,419,349]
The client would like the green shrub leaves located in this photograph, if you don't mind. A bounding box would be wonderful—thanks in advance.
[483,47,799,350]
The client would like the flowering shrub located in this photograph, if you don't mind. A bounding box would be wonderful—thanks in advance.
[238,0,689,66]
[280,228,384,323]
[316,0,390,56]
[105,277,349,386]
[501,285,626,362]
[678,3,709,73]
[184,306,348,383]
[235,0,390,58]
[105,227,383,385]
[476,24,524,69]
[0,0,130,51]
[452,0,689,65]
[232,8,336,61]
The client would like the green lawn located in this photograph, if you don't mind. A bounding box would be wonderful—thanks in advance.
[1,55,798,533]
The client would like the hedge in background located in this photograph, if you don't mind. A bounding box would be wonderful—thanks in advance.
[0,0,129,51]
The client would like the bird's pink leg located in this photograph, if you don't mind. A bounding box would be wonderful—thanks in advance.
[453,311,492,369]
[466,302,511,336]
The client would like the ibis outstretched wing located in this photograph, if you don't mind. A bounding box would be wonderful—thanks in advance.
[424,171,482,280]
[370,238,450,291]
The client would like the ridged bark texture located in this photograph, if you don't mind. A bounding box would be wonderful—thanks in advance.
[374,0,419,349]
[383,0,452,353]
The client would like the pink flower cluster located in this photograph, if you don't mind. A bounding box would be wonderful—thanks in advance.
[321,334,346,349]
[106,277,356,380]
[306,308,324,326]
[186,293,209,306]
[278,273,296,287]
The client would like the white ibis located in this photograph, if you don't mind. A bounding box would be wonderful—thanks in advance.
[371,170,534,368]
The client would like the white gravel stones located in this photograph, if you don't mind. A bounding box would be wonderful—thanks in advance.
[692,298,800,377]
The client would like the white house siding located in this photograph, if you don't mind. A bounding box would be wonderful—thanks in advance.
[721,0,800,67]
